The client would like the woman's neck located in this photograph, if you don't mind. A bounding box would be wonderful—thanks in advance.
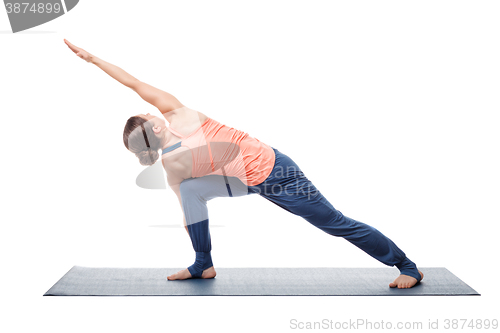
[160,128,174,150]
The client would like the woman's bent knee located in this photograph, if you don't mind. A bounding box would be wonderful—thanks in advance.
[179,178,197,197]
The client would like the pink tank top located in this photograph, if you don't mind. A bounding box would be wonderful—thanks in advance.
[165,117,275,186]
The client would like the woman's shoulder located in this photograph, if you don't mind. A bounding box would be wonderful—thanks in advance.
[197,111,209,123]
[175,105,209,123]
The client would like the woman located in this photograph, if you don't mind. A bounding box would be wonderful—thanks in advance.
[65,39,424,289]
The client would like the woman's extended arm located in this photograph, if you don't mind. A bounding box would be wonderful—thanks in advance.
[64,39,183,114]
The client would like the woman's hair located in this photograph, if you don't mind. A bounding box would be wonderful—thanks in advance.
[123,116,162,166]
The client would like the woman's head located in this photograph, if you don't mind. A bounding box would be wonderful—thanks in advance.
[123,113,166,166]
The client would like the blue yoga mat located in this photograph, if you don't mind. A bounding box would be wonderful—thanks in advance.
[44,266,479,296]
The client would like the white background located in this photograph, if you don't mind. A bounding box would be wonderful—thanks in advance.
[1,0,498,332]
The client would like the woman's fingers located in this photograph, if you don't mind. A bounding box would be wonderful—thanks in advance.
[64,38,75,48]
[64,39,92,62]
[64,39,81,54]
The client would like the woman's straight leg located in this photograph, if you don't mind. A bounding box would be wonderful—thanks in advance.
[248,148,421,281]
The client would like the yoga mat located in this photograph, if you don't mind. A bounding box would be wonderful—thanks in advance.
[44,266,479,296]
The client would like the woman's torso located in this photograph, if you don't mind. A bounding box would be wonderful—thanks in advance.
[160,106,206,181]
[160,106,275,187]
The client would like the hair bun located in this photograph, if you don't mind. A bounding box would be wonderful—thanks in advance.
[123,116,163,166]
[136,149,159,166]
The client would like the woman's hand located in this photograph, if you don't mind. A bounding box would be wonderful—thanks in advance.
[64,39,93,63]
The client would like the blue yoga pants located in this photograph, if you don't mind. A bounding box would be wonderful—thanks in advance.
[179,148,420,281]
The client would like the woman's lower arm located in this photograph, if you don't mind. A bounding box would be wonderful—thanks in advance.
[90,55,138,88]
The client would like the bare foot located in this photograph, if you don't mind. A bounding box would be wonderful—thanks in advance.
[389,270,424,289]
[167,266,217,280]
[201,266,217,279]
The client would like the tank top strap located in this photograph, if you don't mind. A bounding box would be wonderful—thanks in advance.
[167,126,185,139]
